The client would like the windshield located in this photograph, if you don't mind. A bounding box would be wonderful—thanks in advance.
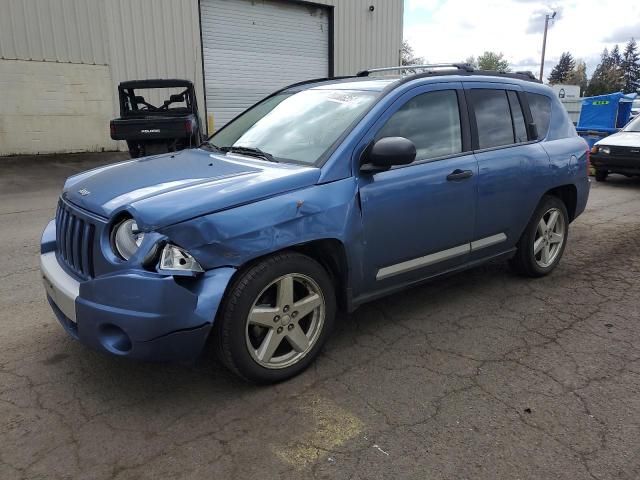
[624,115,640,132]
[208,89,378,165]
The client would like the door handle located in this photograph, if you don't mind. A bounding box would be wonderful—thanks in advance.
[446,169,473,181]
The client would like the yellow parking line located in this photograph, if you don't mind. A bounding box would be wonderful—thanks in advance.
[273,396,364,469]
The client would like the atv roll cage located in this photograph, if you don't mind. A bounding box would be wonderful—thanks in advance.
[118,79,198,118]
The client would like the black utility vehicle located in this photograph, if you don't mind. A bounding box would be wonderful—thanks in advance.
[110,79,203,158]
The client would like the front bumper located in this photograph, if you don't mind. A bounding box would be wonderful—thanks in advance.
[40,220,235,362]
[591,153,640,175]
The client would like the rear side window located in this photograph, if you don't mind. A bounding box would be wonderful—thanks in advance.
[377,90,462,161]
[470,89,514,149]
[507,91,528,143]
[526,92,552,139]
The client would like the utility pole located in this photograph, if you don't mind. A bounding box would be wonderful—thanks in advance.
[539,11,557,81]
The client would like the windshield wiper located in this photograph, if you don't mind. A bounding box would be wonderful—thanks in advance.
[199,140,223,152]
[221,146,278,163]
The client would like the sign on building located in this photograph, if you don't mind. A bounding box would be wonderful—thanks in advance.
[551,84,581,100]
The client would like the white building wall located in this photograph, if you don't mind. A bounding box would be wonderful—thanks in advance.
[0,60,117,155]
[314,0,404,75]
[0,0,115,155]
[0,0,403,156]
[0,0,109,64]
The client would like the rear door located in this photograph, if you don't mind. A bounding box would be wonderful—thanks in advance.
[464,83,550,261]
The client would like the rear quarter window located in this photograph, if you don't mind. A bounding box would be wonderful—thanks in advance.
[526,93,552,139]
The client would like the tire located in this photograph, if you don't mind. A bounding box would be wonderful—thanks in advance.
[595,169,608,182]
[214,251,336,384]
[509,195,569,278]
[126,141,142,158]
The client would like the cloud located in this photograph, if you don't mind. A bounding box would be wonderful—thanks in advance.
[525,7,563,35]
[604,24,640,43]
[403,0,640,80]
[511,57,538,67]
[406,0,441,11]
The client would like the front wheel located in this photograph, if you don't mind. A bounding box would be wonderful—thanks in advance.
[509,195,569,277]
[214,252,336,384]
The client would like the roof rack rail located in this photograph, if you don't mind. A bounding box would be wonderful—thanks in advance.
[357,63,475,77]
[514,70,539,81]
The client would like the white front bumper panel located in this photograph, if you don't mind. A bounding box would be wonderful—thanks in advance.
[40,251,80,322]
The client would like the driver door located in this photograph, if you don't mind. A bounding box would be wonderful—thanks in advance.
[357,84,478,293]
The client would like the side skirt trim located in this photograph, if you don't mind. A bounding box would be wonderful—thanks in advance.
[376,233,507,281]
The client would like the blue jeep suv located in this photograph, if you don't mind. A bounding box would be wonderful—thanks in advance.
[40,65,590,383]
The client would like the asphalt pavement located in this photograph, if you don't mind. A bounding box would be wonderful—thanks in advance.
[1,153,640,479]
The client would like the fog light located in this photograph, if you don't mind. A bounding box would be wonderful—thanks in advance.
[99,324,132,354]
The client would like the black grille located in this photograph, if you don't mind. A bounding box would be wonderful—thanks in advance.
[55,201,95,279]
[610,146,640,157]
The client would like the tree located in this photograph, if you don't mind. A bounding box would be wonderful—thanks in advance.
[476,51,510,72]
[401,40,424,66]
[565,60,588,95]
[586,48,624,96]
[621,38,640,94]
[464,56,477,68]
[548,52,576,85]
[611,44,623,67]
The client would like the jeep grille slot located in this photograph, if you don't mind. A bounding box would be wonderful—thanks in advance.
[55,201,95,279]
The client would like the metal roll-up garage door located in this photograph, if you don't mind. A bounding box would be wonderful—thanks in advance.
[200,0,330,131]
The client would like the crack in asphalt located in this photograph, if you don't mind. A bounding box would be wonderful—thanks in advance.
[2,168,640,479]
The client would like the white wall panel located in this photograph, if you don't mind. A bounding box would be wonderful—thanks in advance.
[311,0,404,75]
[0,0,109,64]
[0,60,117,155]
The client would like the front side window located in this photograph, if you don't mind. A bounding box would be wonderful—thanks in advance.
[209,89,378,165]
[471,89,515,149]
[376,90,462,161]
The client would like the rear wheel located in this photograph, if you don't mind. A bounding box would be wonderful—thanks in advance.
[595,169,608,182]
[509,195,569,277]
[214,252,336,384]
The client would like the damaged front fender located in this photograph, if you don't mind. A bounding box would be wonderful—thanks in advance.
[159,178,366,294]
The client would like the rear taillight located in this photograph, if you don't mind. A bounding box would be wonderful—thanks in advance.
[586,147,591,174]
[184,120,193,134]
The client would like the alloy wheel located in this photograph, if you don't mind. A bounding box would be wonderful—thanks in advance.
[245,273,325,369]
[533,207,565,268]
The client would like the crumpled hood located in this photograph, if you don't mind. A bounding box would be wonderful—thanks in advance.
[63,149,320,229]
[596,131,640,148]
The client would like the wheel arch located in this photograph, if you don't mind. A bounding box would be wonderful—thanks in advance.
[544,184,578,222]
[288,239,350,311]
[222,238,351,313]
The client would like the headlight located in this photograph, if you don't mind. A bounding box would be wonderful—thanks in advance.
[159,244,204,273]
[112,218,144,260]
[599,146,611,154]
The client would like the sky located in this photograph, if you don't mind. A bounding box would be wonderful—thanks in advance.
[403,0,640,79]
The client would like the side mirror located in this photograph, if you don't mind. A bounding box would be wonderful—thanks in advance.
[362,137,416,172]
